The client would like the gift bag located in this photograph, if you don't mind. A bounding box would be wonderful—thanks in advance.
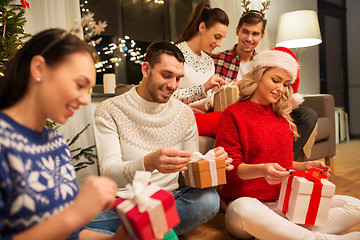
[184,150,226,189]
[277,168,335,226]
[213,84,239,112]
[114,171,180,240]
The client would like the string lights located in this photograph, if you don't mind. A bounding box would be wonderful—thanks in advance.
[80,0,145,73]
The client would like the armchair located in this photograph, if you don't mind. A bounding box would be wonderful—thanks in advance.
[298,94,336,166]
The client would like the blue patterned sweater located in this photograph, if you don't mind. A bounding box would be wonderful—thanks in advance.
[0,112,81,240]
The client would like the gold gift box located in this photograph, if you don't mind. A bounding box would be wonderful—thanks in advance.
[184,157,226,189]
[213,85,239,112]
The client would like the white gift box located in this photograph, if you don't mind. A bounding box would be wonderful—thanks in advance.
[278,174,335,226]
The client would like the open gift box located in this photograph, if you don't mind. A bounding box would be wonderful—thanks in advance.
[114,171,179,240]
[184,150,226,189]
[213,84,239,112]
[277,168,335,226]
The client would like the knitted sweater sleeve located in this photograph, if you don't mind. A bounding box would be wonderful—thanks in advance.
[172,84,207,104]
[215,108,244,182]
[93,109,145,187]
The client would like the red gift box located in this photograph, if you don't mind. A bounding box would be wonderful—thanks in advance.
[114,171,180,240]
[277,168,335,226]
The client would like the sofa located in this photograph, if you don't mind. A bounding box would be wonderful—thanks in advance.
[114,84,336,166]
[300,94,336,166]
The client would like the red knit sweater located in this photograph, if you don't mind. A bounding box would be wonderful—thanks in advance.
[215,100,294,205]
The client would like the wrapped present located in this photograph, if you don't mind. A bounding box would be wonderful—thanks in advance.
[213,84,239,112]
[114,171,180,240]
[184,150,226,189]
[277,168,335,226]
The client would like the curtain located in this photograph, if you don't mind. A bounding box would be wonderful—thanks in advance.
[21,0,98,186]
[23,0,82,34]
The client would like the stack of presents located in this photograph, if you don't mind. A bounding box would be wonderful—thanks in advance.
[113,150,226,239]
[112,147,336,239]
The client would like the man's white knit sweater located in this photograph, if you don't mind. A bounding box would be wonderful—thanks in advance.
[93,87,199,192]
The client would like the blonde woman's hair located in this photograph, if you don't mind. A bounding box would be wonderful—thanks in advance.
[238,66,299,138]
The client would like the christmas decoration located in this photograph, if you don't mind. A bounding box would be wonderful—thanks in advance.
[80,0,145,74]
[81,11,107,47]
[0,0,31,75]
[20,0,30,9]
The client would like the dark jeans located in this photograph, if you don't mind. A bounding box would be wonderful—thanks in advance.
[291,106,318,160]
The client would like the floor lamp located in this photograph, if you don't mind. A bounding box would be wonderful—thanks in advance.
[276,10,322,56]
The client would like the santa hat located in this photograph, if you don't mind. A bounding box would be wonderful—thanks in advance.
[251,46,299,84]
[252,47,304,106]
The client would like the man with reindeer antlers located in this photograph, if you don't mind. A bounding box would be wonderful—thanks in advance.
[211,0,318,162]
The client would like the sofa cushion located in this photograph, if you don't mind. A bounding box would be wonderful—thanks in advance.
[199,136,215,155]
[315,117,331,142]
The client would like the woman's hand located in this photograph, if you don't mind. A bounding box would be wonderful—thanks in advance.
[293,160,330,177]
[213,146,234,171]
[261,163,290,185]
[67,176,118,227]
[203,75,226,92]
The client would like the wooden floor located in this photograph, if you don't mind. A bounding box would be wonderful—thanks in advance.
[186,140,360,239]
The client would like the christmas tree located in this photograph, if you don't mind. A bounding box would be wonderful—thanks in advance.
[0,0,30,75]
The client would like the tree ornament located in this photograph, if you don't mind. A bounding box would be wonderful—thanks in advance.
[0,0,31,74]
[20,0,30,9]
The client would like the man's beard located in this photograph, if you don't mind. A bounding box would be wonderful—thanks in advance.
[147,72,173,103]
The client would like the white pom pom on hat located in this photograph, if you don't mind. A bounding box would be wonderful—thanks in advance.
[251,47,299,84]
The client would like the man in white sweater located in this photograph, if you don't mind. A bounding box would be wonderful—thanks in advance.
[89,42,232,236]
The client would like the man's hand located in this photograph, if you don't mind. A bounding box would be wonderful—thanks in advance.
[213,146,234,171]
[144,148,192,173]
[203,75,226,92]
[261,163,290,185]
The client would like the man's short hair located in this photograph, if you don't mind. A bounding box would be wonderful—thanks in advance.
[237,10,267,33]
[144,42,185,67]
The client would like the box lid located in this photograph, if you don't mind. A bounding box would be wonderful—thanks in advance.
[292,176,335,197]
[190,157,225,172]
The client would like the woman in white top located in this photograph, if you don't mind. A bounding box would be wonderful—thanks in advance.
[173,2,229,136]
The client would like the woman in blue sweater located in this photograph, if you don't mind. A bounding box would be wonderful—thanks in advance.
[0,28,129,240]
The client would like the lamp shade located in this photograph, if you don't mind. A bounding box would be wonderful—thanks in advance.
[276,10,322,48]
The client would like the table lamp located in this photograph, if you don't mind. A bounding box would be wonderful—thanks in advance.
[276,10,322,49]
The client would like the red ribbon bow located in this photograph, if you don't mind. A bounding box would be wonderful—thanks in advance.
[21,0,30,9]
[282,167,329,225]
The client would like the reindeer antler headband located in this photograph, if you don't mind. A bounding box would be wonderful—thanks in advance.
[241,0,271,19]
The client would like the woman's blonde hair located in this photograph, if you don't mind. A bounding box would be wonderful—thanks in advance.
[238,66,299,138]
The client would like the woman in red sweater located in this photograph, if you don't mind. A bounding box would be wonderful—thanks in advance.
[215,48,360,239]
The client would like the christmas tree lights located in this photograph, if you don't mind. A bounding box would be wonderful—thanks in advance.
[0,0,30,75]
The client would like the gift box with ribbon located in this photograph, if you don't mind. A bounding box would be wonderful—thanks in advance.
[277,168,335,226]
[113,171,180,240]
[213,84,239,112]
[184,150,226,189]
